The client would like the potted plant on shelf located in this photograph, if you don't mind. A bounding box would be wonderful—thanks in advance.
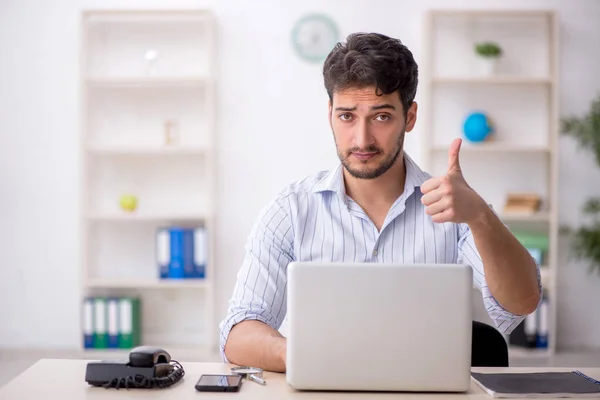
[560,92,600,275]
[474,41,502,76]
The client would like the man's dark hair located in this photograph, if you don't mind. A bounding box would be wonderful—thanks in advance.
[323,32,418,115]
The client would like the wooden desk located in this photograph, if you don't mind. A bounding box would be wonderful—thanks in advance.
[1,359,598,399]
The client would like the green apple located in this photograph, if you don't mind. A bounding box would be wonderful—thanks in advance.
[119,194,138,212]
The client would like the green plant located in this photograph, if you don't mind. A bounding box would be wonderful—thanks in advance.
[561,93,600,165]
[474,42,502,58]
[569,199,600,275]
[561,93,600,275]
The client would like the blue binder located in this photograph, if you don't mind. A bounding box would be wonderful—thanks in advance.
[536,295,549,348]
[83,297,94,348]
[193,227,207,279]
[168,228,185,279]
[156,228,170,279]
[107,298,119,349]
[183,228,195,278]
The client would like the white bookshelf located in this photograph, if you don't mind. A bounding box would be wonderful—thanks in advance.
[79,9,217,352]
[430,144,552,154]
[86,77,211,87]
[87,143,207,155]
[421,10,559,358]
[432,76,553,84]
[86,278,212,290]
[87,211,208,222]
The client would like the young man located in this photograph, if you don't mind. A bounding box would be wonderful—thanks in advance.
[219,32,541,373]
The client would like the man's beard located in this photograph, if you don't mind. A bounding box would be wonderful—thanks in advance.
[336,130,405,180]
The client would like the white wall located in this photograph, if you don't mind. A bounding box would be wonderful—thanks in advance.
[1,0,599,350]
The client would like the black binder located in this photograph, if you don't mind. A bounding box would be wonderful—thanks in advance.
[471,371,600,398]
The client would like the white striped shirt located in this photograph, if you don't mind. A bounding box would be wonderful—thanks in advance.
[219,153,541,361]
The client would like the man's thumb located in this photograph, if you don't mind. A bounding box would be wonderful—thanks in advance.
[448,138,462,173]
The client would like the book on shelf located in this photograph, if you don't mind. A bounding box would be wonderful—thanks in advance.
[508,230,550,350]
[93,298,108,349]
[83,297,140,350]
[156,226,207,280]
[83,298,94,348]
[107,298,119,348]
[118,297,141,349]
[513,231,549,265]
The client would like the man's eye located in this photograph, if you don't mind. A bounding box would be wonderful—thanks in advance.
[375,114,391,121]
[339,114,352,121]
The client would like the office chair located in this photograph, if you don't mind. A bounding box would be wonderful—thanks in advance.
[471,321,509,367]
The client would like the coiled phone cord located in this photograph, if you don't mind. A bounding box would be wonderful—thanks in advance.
[102,360,185,389]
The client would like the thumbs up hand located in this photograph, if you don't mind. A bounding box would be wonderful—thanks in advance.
[420,138,487,225]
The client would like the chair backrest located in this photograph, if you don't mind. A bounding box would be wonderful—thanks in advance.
[471,321,509,367]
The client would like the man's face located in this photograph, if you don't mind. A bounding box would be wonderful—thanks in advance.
[329,86,417,180]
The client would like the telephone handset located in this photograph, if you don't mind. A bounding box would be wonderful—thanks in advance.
[129,346,171,367]
[85,346,185,389]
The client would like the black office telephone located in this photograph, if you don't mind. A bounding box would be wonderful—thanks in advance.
[85,346,185,389]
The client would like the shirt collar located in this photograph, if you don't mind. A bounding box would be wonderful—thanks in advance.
[312,152,431,196]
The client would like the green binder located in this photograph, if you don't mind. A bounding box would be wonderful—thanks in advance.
[93,298,108,348]
[513,232,549,251]
[118,297,141,348]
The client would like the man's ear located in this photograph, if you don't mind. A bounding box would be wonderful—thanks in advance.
[328,100,333,130]
[405,102,418,133]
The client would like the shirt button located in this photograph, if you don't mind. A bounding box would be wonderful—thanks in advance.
[372,249,378,256]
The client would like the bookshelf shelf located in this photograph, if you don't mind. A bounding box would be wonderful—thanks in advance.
[431,144,552,154]
[86,278,211,289]
[86,77,211,88]
[429,10,553,18]
[80,9,217,353]
[86,143,208,155]
[87,211,209,222]
[422,9,558,357]
[500,212,551,223]
[82,9,214,20]
[433,76,552,85]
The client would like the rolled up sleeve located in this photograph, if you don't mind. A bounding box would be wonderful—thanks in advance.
[218,196,295,362]
[457,223,542,335]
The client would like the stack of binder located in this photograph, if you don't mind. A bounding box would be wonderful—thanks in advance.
[509,230,550,350]
[509,292,550,349]
[156,226,207,279]
[514,232,549,265]
[83,297,141,349]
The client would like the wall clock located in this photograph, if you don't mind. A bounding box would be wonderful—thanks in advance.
[291,13,339,63]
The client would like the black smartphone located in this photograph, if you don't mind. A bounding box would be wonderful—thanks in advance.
[195,374,243,392]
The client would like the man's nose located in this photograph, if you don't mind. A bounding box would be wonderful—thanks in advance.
[354,121,375,149]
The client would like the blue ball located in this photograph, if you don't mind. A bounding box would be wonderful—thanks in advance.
[463,112,492,143]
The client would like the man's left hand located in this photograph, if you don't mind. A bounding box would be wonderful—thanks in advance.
[420,138,488,225]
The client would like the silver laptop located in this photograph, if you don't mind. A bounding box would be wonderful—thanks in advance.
[285,262,473,392]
